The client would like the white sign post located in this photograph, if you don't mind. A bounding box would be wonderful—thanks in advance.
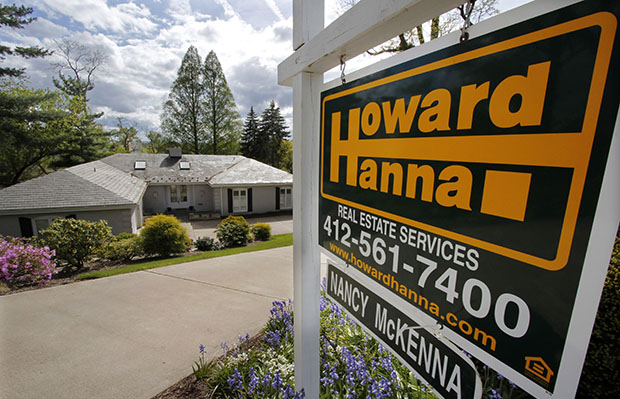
[291,1,323,398]
[280,1,620,398]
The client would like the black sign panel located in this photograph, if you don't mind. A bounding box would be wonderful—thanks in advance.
[319,0,620,395]
[327,264,481,399]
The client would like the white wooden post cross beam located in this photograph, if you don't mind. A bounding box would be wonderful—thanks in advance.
[280,0,468,396]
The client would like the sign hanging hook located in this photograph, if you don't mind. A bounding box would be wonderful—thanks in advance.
[340,54,347,85]
[459,0,476,43]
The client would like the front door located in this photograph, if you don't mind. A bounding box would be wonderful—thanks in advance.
[232,188,247,213]
[169,185,189,209]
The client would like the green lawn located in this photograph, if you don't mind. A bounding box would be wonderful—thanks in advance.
[77,233,293,281]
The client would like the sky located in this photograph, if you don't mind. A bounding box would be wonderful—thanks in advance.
[1,0,531,136]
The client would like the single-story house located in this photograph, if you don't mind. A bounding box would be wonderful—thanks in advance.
[0,149,293,237]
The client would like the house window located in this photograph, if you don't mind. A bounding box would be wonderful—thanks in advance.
[34,218,51,234]
[280,188,292,209]
[170,185,188,203]
[32,215,64,236]
[179,161,190,170]
[134,160,146,170]
[233,189,247,213]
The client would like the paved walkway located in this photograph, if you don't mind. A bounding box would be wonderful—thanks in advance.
[183,213,293,241]
[0,246,294,399]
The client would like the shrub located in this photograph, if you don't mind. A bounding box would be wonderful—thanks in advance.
[140,214,191,257]
[216,216,250,247]
[114,232,137,241]
[0,236,57,287]
[195,236,220,251]
[577,228,620,398]
[40,218,112,270]
[101,236,143,262]
[251,223,271,241]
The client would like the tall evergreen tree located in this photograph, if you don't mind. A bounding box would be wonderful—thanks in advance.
[0,85,69,187]
[161,45,206,153]
[241,106,260,159]
[258,100,289,167]
[203,50,240,155]
[0,4,51,78]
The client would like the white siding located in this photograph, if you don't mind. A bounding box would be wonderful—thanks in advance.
[219,185,293,216]
[214,188,222,215]
[253,186,278,214]
[0,216,23,237]
[0,208,134,237]
[192,185,212,212]
[143,186,167,214]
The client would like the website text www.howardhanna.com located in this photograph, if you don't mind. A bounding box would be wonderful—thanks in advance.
[328,241,497,351]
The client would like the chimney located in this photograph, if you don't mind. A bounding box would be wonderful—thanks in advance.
[169,147,182,158]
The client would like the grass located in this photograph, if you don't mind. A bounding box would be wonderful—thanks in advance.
[77,233,293,281]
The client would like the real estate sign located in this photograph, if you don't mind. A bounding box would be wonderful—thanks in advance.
[327,263,482,399]
[319,0,620,397]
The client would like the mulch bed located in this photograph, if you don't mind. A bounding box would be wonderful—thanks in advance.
[151,374,215,399]
[151,333,266,399]
[0,251,203,296]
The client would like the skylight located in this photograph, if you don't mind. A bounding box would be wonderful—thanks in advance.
[179,161,190,170]
[134,160,146,170]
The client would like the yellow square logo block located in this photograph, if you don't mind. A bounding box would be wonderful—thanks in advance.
[481,171,532,222]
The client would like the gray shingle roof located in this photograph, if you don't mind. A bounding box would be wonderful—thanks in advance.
[0,161,147,212]
[100,153,292,186]
[0,153,291,213]
[208,157,293,186]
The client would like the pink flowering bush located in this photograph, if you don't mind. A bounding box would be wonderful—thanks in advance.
[0,236,57,288]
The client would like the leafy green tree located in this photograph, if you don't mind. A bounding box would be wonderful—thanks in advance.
[577,229,620,398]
[161,45,206,154]
[338,0,498,55]
[51,38,107,103]
[203,50,241,154]
[0,4,51,78]
[50,94,111,168]
[258,100,289,167]
[46,39,111,168]
[279,139,293,173]
[142,130,178,154]
[241,106,262,159]
[40,218,112,271]
[110,117,139,153]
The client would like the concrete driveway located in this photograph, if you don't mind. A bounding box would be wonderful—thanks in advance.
[0,246,293,399]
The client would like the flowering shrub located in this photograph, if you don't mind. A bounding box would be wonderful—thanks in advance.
[40,218,112,270]
[0,236,57,287]
[195,236,221,251]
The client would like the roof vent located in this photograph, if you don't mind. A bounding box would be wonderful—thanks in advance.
[169,147,182,158]
[134,160,146,170]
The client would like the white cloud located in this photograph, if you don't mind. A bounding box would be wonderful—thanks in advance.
[36,0,159,35]
[2,0,297,134]
[263,0,285,21]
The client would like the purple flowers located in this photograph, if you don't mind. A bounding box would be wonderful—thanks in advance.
[265,299,294,348]
[202,296,431,398]
[0,237,57,287]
